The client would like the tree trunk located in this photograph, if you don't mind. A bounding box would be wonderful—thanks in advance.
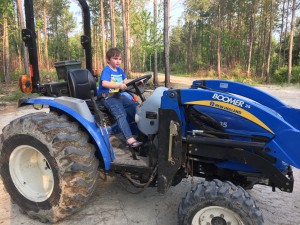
[93,24,96,68]
[266,0,274,83]
[94,25,99,69]
[92,24,97,68]
[187,21,193,72]
[16,0,30,74]
[121,0,128,74]
[105,22,109,53]
[287,0,296,83]
[278,0,286,68]
[143,51,146,71]
[255,5,263,76]
[125,0,131,77]
[283,0,290,66]
[3,11,10,84]
[43,1,50,71]
[110,0,116,47]
[121,0,131,76]
[235,3,241,66]
[153,0,158,86]
[247,0,256,77]
[217,2,221,78]
[15,7,22,69]
[54,20,59,61]
[261,17,267,79]
[66,35,70,60]
[164,0,170,87]
[100,0,106,68]
[62,20,70,61]
[37,29,43,67]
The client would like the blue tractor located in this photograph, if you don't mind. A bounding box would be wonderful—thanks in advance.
[0,0,299,224]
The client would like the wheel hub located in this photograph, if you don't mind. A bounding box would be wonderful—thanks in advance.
[211,217,227,225]
[9,145,54,202]
[192,206,244,225]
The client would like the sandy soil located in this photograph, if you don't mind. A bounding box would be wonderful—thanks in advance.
[0,76,300,225]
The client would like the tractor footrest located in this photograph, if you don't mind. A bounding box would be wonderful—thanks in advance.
[113,148,149,167]
[110,134,151,173]
[110,151,152,174]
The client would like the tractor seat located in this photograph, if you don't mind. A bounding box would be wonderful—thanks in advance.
[67,68,97,100]
[67,68,104,111]
[67,69,115,126]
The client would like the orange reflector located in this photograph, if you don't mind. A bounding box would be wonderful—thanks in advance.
[93,68,99,76]
[19,75,33,93]
[29,64,33,77]
[92,69,99,82]
[132,95,139,102]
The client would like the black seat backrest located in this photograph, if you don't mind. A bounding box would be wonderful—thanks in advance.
[67,69,97,100]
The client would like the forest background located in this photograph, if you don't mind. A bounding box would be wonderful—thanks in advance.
[0,0,300,100]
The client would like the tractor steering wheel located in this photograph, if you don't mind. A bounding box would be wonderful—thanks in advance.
[126,74,152,102]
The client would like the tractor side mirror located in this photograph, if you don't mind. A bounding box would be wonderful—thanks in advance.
[81,35,90,49]
[22,29,33,47]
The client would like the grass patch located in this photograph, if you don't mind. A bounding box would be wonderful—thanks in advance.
[0,90,40,102]
[170,70,194,77]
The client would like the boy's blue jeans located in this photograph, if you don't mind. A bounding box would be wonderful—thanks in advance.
[101,94,138,140]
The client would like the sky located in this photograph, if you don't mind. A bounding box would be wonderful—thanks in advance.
[69,0,185,34]
[169,0,185,26]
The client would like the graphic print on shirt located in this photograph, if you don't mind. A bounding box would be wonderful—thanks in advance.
[109,74,123,93]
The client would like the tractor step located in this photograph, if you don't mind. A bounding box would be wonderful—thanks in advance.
[109,134,152,173]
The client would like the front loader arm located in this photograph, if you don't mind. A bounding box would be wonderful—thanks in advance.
[193,80,300,130]
[159,88,297,192]
[181,89,300,168]
[192,80,286,110]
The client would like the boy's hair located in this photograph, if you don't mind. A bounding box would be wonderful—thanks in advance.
[106,48,122,60]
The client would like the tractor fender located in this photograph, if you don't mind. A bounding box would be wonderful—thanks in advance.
[18,96,114,170]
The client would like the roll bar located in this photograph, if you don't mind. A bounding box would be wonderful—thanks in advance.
[22,0,92,91]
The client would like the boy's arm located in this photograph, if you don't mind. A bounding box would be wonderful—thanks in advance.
[124,78,145,85]
[102,80,127,90]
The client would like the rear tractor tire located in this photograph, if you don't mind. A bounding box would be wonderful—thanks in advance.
[178,179,264,225]
[0,112,99,223]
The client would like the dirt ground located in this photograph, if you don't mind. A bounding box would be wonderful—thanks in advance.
[0,76,300,225]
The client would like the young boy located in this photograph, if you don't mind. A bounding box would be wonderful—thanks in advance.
[98,48,142,148]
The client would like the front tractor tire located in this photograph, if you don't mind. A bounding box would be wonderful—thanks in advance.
[178,180,264,225]
[0,112,99,223]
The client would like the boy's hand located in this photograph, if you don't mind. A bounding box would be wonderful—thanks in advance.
[119,83,127,90]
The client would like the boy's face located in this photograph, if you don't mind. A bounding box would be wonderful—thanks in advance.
[108,55,122,69]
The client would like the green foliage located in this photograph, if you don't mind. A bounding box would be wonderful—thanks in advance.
[10,69,23,81]
[273,66,300,83]
[170,62,188,74]
[0,90,40,102]
[0,90,25,102]
[0,0,14,14]
[1,0,299,88]
[4,67,59,84]
[68,35,85,62]
[39,69,57,82]
[46,0,76,61]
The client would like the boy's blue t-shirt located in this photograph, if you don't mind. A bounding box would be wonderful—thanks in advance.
[98,66,126,95]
